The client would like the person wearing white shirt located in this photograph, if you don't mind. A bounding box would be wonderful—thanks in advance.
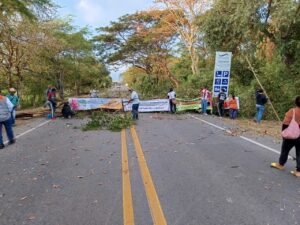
[167,88,176,113]
[0,94,15,149]
[200,86,210,115]
[128,89,140,120]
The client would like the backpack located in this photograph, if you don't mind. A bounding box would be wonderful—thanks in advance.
[281,109,300,139]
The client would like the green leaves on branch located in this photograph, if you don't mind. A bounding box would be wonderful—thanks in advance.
[82,111,133,132]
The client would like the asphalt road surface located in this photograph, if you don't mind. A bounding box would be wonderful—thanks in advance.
[0,114,299,225]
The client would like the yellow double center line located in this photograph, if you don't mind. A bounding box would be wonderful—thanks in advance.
[121,127,167,225]
[121,129,135,225]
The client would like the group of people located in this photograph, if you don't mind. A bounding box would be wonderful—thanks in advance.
[46,85,74,119]
[1,85,299,179]
[166,86,239,119]
[202,87,268,122]
[0,88,19,149]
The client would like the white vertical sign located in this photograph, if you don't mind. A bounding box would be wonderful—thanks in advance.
[212,52,232,97]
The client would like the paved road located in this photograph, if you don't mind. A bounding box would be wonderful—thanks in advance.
[0,114,299,225]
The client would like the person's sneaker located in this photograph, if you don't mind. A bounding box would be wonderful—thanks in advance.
[8,139,16,145]
[0,144,4,149]
[270,162,284,170]
[290,170,300,177]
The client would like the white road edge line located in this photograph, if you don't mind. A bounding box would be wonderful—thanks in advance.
[4,120,51,145]
[190,115,226,131]
[190,115,293,160]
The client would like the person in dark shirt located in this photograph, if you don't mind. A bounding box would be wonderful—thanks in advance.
[62,102,75,119]
[255,89,268,123]
[167,88,176,113]
[217,88,227,117]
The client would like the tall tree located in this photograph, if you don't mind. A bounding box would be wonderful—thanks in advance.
[0,0,54,19]
[155,0,212,75]
[94,10,180,87]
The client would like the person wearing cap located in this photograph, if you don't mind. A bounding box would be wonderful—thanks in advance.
[0,91,15,149]
[7,88,19,125]
[128,88,140,120]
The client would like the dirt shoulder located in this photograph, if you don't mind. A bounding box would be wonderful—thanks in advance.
[221,117,282,139]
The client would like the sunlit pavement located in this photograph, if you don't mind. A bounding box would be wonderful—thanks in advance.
[0,114,299,225]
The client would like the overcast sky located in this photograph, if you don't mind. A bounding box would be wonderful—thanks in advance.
[54,0,154,81]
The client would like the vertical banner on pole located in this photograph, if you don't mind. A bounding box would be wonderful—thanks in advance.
[212,52,232,97]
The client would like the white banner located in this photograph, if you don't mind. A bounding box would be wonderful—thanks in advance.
[69,98,122,111]
[212,52,232,97]
[124,99,170,112]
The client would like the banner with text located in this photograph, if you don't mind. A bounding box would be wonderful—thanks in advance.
[69,98,123,111]
[212,52,232,97]
[177,98,200,112]
[124,99,169,112]
[176,98,213,112]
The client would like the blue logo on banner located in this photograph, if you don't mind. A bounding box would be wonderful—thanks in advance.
[221,86,228,92]
[223,71,229,77]
[215,79,222,85]
[216,71,222,77]
[222,79,228,85]
[214,86,221,92]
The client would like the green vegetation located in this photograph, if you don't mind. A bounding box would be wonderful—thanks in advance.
[0,1,112,108]
[82,111,133,132]
[95,0,300,120]
[2,0,299,120]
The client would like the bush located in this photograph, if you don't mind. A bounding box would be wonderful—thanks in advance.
[82,111,133,132]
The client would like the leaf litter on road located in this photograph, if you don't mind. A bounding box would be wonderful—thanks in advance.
[20,196,28,201]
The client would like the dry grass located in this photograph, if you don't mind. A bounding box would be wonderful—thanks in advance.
[224,118,282,139]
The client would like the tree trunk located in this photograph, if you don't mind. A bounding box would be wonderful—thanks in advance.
[189,45,199,75]
[56,70,64,101]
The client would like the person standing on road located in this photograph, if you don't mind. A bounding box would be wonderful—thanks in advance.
[167,88,176,113]
[228,94,238,119]
[217,88,227,117]
[7,88,19,126]
[47,88,57,113]
[255,89,268,123]
[128,88,140,120]
[200,86,210,115]
[271,96,300,177]
[0,92,15,149]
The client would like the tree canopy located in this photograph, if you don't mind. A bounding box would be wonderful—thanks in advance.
[0,1,111,107]
[1,0,299,118]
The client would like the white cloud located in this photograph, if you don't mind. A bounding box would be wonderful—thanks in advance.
[76,0,104,25]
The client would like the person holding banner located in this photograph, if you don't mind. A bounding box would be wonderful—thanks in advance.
[128,88,140,120]
[167,88,176,113]
[200,86,210,115]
